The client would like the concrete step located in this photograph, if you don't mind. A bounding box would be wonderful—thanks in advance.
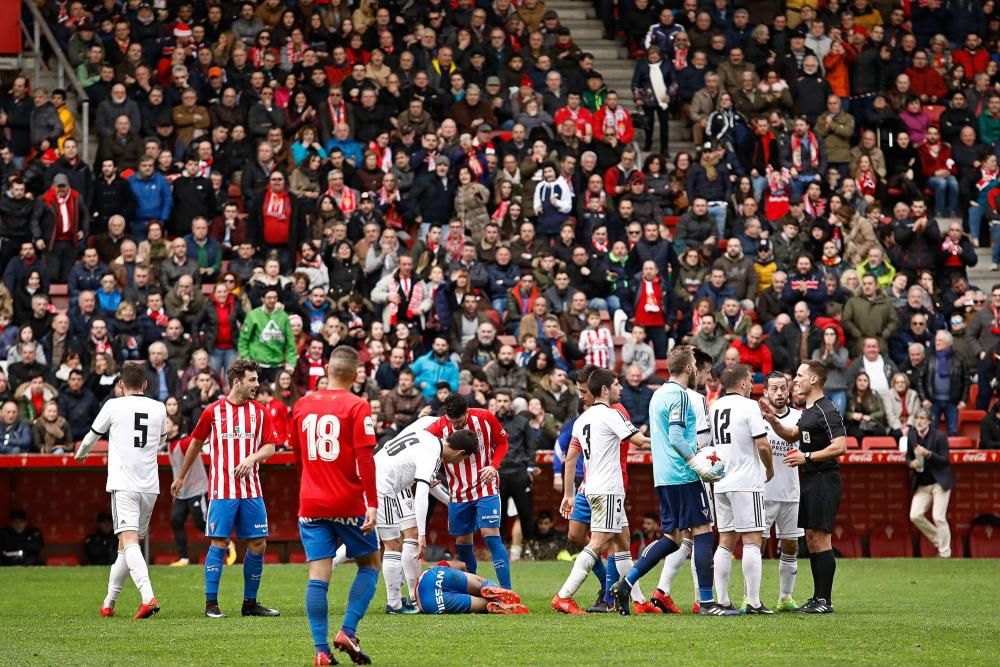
[549,8,597,20]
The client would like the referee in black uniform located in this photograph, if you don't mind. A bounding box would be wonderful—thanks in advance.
[759,360,847,614]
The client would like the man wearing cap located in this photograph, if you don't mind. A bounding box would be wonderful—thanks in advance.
[39,173,89,283]
[67,21,100,68]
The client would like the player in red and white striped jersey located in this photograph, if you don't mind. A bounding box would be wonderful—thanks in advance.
[578,311,616,369]
[172,359,280,619]
[424,394,512,588]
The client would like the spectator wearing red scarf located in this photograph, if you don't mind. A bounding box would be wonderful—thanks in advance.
[247,171,303,272]
[40,174,89,284]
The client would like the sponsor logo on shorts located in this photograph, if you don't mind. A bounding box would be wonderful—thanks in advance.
[434,568,446,613]
[254,523,269,533]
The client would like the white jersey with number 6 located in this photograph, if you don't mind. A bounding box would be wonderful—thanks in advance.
[763,407,802,502]
[710,393,768,493]
[91,395,167,494]
[571,402,639,495]
[375,428,443,497]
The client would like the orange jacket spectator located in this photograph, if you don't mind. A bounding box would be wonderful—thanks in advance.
[823,48,852,99]
[905,64,948,102]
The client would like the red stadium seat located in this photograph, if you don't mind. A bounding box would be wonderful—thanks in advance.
[868,524,914,557]
[948,436,975,449]
[969,525,1000,558]
[289,551,308,563]
[861,436,897,450]
[153,554,179,565]
[91,440,109,454]
[47,555,80,566]
[832,524,862,558]
[918,527,961,558]
[924,104,945,127]
[969,384,979,408]
[845,436,861,450]
[750,383,764,398]
[958,410,986,445]
[263,552,280,564]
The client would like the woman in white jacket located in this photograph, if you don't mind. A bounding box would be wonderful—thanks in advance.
[885,372,922,439]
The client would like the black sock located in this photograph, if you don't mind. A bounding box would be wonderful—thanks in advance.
[809,549,836,602]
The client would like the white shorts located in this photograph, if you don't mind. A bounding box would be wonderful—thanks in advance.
[714,490,766,534]
[587,493,627,534]
[765,500,805,540]
[376,489,417,541]
[111,490,157,537]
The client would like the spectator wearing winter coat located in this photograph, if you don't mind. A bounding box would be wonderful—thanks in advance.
[411,336,460,400]
[714,239,759,300]
[94,83,141,139]
[28,89,64,152]
[781,255,826,319]
[675,197,717,254]
[67,248,108,300]
[127,158,173,241]
[620,364,655,432]
[814,95,855,176]
[894,200,942,282]
[486,345,529,397]
[782,115,827,197]
[730,325,773,382]
[56,370,98,441]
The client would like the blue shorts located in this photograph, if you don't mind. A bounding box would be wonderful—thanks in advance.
[205,497,269,539]
[569,490,591,524]
[298,517,379,561]
[448,494,501,536]
[416,566,473,614]
[656,482,713,533]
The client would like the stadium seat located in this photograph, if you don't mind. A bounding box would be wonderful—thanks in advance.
[750,383,764,398]
[968,524,1000,558]
[845,436,861,450]
[289,551,307,563]
[868,524,914,557]
[948,436,975,449]
[154,554,179,565]
[924,104,945,127]
[832,524,862,558]
[918,527,961,558]
[969,384,979,407]
[263,552,280,564]
[958,410,986,445]
[861,436,898,450]
[91,440,109,454]
[47,555,80,566]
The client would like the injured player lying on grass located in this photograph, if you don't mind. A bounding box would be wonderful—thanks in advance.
[415,561,528,614]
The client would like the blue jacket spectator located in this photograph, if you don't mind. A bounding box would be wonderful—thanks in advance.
[619,370,654,430]
[67,250,108,299]
[411,338,460,399]
[781,262,827,318]
[695,271,736,309]
[0,403,33,453]
[486,250,521,312]
[127,164,173,232]
[185,232,223,281]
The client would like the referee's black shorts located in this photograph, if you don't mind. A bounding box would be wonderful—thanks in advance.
[798,470,842,533]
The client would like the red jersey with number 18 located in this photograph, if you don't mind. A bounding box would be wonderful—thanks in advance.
[289,388,378,518]
[191,398,280,500]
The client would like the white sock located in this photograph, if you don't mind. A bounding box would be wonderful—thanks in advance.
[691,548,699,602]
[558,548,597,599]
[123,543,154,604]
[401,539,421,599]
[779,553,798,602]
[614,552,645,604]
[713,546,733,606]
[742,543,762,608]
[332,543,348,567]
[510,545,523,561]
[104,550,129,609]
[383,550,403,609]
[657,538,691,594]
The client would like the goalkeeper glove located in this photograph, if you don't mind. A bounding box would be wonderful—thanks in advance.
[687,455,726,483]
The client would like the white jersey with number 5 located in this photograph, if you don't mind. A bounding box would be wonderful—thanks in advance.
[91,395,167,494]
[710,393,768,493]
[571,402,639,495]
[375,428,443,497]
[763,407,802,502]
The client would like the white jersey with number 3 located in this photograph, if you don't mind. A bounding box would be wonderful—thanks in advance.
[375,428,443,497]
[91,395,167,494]
[571,403,639,495]
[710,393,768,493]
[763,408,802,502]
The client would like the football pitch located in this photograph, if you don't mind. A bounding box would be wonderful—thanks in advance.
[3,559,997,665]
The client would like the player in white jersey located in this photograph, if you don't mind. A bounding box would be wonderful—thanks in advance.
[652,349,715,614]
[375,420,474,614]
[761,371,804,611]
[75,364,167,619]
[552,368,655,615]
[710,364,774,615]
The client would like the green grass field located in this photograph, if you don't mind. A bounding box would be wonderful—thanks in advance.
[3,559,997,665]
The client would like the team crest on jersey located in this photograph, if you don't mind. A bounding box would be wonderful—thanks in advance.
[364,416,375,435]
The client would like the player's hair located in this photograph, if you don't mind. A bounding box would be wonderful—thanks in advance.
[666,346,694,377]
[447,429,480,456]
[765,370,788,388]
[587,367,616,399]
[119,363,146,390]
[228,359,260,386]
[443,393,469,419]
[693,349,714,371]
[721,364,751,390]
[800,360,828,386]
[328,345,360,382]
[575,363,597,386]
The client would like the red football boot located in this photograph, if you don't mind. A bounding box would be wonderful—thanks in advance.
[314,651,337,665]
[651,589,682,614]
[100,606,115,618]
[550,595,586,615]
[692,601,702,614]
[134,598,160,619]
[633,600,663,614]
[487,601,530,614]
[334,630,371,665]
[480,586,521,604]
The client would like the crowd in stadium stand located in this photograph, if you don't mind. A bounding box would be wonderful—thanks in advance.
[3,1,1000,479]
